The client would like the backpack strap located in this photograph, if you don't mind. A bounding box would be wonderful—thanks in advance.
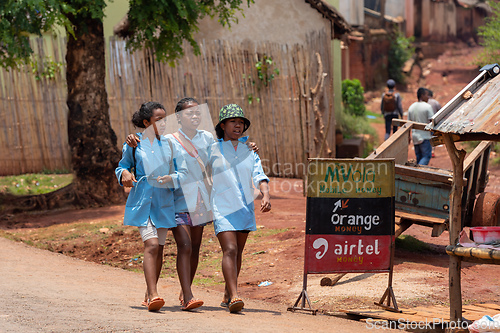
[132,146,137,178]
[173,131,212,191]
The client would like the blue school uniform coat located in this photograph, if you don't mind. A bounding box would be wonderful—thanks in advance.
[167,129,214,215]
[115,133,187,228]
[208,137,269,234]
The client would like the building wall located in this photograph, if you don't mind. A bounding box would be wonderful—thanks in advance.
[347,36,365,87]
[456,6,489,43]
[338,0,364,26]
[423,0,457,42]
[194,0,330,44]
[104,0,129,38]
[405,0,414,37]
[385,0,406,19]
[346,30,390,91]
[364,30,390,90]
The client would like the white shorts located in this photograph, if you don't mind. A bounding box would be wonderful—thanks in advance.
[138,218,169,246]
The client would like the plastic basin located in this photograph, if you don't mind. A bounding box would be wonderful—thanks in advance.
[470,226,500,243]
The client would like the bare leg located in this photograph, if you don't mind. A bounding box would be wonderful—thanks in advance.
[143,238,161,301]
[172,225,194,303]
[145,244,164,304]
[189,225,204,283]
[217,231,249,301]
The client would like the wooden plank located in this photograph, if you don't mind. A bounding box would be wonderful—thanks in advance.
[475,303,500,311]
[392,118,431,130]
[396,211,447,225]
[432,222,448,237]
[464,141,492,172]
[395,164,456,185]
[342,308,445,323]
[394,219,413,237]
[341,302,500,327]
[462,304,500,313]
[367,123,411,164]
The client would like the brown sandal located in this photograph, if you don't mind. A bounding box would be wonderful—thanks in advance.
[181,299,204,311]
[228,298,244,313]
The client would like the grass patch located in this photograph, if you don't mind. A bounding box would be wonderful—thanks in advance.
[253,227,289,238]
[193,276,225,286]
[365,110,384,124]
[0,173,73,195]
[396,235,431,252]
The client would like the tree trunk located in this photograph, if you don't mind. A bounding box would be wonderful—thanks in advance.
[65,16,123,207]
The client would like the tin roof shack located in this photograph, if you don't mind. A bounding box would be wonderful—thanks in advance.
[425,63,500,325]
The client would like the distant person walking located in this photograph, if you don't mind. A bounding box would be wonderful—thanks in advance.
[408,88,434,165]
[425,89,441,157]
[381,79,403,140]
[426,89,441,114]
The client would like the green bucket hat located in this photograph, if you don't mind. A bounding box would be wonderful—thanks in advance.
[215,104,251,133]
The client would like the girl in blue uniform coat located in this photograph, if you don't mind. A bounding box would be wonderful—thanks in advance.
[209,104,271,313]
[115,101,190,311]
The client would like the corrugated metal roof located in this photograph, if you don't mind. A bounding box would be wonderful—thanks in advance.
[426,67,500,137]
[456,0,492,13]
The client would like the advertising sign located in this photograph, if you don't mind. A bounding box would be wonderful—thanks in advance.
[305,159,395,273]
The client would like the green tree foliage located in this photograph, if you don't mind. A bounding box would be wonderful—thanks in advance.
[476,1,500,65]
[126,0,252,64]
[341,79,366,117]
[0,0,73,68]
[388,28,414,83]
[0,0,252,68]
[0,0,253,208]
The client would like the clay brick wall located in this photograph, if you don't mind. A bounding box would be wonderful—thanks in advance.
[345,29,390,91]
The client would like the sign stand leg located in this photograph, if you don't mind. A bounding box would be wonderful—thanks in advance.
[374,238,401,313]
[287,273,318,315]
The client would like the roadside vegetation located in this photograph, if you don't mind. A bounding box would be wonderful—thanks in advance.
[340,78,379,157]
[0,173,72,196]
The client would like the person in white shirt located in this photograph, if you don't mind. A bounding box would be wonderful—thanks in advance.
[408,88,434,165]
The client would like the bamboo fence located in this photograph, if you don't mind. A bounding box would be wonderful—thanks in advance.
[0,31,335,178]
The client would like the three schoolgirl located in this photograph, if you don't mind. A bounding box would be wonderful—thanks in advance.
[117,100,270,313]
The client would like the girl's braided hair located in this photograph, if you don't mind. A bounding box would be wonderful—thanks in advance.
[132,101,165,128]
[175,97,199,113]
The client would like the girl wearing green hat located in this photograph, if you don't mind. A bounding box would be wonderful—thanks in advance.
[209,104,271,313]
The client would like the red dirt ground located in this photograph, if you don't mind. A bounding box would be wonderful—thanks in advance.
[1,42,499,314]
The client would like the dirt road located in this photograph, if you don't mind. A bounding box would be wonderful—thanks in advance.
[0,237,376,333]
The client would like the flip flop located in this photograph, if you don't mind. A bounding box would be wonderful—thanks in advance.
[181,299,204,311]
[147,297,165,312]
[141,299,148,307]
[220,300,229,308]
[228,298,244,313]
